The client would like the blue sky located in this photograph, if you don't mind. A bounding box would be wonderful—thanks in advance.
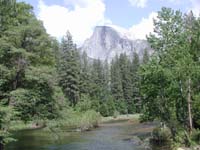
[18,0,200,45]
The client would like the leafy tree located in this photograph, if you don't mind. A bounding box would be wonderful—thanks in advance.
[0,0,61,146]
[0,105,16,149]
[141,7,200,136]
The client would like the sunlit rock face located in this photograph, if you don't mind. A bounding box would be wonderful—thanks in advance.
[81,26,152,61]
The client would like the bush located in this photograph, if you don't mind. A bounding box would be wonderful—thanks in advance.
[75,94,92,112]
[191,129,200,144]
[113,110,120,118]
[0,105,17,145]
[115,99,127,114]
[106,97,116,116]
[100,103,109,117]
[152,126,172,143]
[174,130,186,145]
[91,99,100,112]
[79,110,101,130]
[174,129,196,147]
[50,108,101,131]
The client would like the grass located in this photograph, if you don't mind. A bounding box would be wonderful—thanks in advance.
[9,120,46,131]
[46,109,101,132]
[8,109,101,134]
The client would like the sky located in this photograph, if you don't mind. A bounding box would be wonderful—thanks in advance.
[18,0,200,45]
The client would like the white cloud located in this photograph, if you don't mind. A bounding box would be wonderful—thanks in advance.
[37,0,110,45]
[129,12,157,39]
[37,0,157,45]
[189,0,200,16]
[161,0,181,4]
[128,0,147,8]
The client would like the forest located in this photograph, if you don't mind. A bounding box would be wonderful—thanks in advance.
[1,0,200,150]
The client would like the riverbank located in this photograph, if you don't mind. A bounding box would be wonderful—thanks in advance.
[101,114,141,123]
[177,146,200,150]
[9,113,140,133]
[5,116,159,150]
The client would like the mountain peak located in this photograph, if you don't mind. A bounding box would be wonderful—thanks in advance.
[81,26,152,61]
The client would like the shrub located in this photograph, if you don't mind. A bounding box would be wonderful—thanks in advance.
[113,110,120,118]
[151,126,172,144]
[100,103,109,117]
[75,94,92,112]
[106,97,116,116]
[191,129,200,144]
[115,100,127,114]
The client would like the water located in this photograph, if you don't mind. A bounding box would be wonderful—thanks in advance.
[6,119,169,150]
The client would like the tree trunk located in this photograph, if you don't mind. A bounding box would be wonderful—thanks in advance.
[187,78,193,133]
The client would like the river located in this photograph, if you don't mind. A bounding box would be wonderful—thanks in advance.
[6,119,169,150]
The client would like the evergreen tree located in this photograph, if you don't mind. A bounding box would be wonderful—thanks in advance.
[90,59,107,100]
[119,53,133,113]
[79,51,91,95]
[59,31,80,106]
[142,49,149,64]
[131,52,141,113]
[110,56,123,100]
[110,55,125,113]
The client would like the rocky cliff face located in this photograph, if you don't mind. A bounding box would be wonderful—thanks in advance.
[81,26,152,61]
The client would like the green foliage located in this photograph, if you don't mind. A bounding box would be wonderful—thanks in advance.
[50,108,101,130]
[193,94,200,127]
[173,130,195,147]
[75,94,92,112]
[142,49,149,64]
[113,110,120,118]
[58,31,80,106]
[191,129,200,144]
[110,56,124,101]
[100,103,109,117]
[152,126,172,143]
[106,97,116,116]
[119,54,133,113]
[91,99,100,112]
[0,105,17,145]
[79,51,91,95]
[0,0,62,145]
[140,7,200,147]
[116,100,128,114]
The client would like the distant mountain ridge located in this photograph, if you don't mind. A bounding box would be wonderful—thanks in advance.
[81,26,152,61]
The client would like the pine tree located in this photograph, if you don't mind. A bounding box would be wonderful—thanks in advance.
[59,31,80,106]
[79,51,91,95]
[119,53,133,113]
[90,59,106,100]
[110,56,123,100]
[131,52,141,113]
[110,55,124,113]
[142,49,149,64]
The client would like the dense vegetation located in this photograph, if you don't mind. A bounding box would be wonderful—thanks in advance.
[1,0,200,149]
[0,0,147,148]
[140,7,200,147]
